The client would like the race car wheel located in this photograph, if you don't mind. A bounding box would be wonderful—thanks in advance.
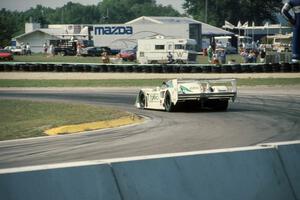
[138,91,146,109]
[205,99,228,111]
[212,99,228,111]
[164,91,175,112]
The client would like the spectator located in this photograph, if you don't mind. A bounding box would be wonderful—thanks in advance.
[48,44,54,57]
[43,43,48,54]
[219,49,226,64]
[76,42,81,56]
[207,45,213,63]
[21,43,26,55]
[260,49,266,63]
[248,50,257,63]
[26,43,31,55]
[101,51,110,63]
[167,52,174,64]
[240,50,249,63]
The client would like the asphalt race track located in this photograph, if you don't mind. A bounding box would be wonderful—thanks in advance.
[0,87,299,169]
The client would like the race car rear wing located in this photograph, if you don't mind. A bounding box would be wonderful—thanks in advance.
[176,79,237,101]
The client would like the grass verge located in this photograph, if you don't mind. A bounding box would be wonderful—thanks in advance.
[12,54,243,64]
[0,78,299,87]
[0,99,139,141]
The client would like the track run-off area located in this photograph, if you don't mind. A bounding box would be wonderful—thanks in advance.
[0,84,299,169]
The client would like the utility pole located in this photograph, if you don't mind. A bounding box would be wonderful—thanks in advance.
[205,0,208,23]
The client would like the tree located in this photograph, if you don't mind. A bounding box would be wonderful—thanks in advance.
[183,0,282,27]
[0,0,181,47]
[99,0,180,23]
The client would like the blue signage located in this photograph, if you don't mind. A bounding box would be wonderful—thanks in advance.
[94,26,133,35]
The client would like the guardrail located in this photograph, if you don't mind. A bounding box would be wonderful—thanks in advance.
[0,62,299,73]
[0,141,299,200]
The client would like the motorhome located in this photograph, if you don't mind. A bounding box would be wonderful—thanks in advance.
[238,36,253,50]
[214,36,237,54]
[267,33,292,52]
[137,36,198,64]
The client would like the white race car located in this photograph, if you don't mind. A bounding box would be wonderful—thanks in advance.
[136,79,237,112]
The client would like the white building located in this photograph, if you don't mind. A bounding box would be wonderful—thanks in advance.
[15,23,89,52]
[15,16,233,53]
[91,16,233,51]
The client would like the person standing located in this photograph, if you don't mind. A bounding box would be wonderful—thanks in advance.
[207,45,213,63]
[25,43,31,55]
[43,42,48,54]
[48,44,54,57]
[76,42,81,56]
[282,0,300,63]
[167,52,174,64]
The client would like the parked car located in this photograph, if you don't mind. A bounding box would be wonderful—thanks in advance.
[110,49,121,55]
[81,46,112,57]
[119,48,136,61]
[0,49,14,61]
[4,46,23,55]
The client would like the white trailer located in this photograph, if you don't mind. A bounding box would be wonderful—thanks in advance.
[137,36,198,64]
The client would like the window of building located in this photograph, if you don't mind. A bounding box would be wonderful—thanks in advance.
[175,44,185,50]
[155,45,165,50]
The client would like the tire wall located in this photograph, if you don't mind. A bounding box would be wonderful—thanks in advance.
[0,62,299,73]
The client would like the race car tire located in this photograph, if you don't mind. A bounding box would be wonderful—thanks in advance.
[163,65,173,73]
[91,66,100,72]
[221,65,232,73]
[272,63,281,72]
[190,66,202,73]
[263,64,272,72]
[201,65,212,73]
[206,99,228,111]
[12,64,19,71]
[164,91,175,112]
[215,100,228,111]
[133,65,142,72]
[138,91,146,109]
[62,64,72,72]
[47,64,55,71]
[280,63,292,72]
[241,64,251,73]
[99,65,108,72]
[291,63,300,72]
[232,64,242,73]
[54,65,63,72]
[4,64,12,71]
[211,65,221,73]
[124,65,133,72]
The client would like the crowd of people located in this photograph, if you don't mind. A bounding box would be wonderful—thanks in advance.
[205,43,267,65]
[207,45,227,64]
[19,43,31,55]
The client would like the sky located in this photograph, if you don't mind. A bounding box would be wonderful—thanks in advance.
[0,0,185,13]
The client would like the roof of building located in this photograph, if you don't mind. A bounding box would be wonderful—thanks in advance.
[15,28,89,40]
[126,16,234,36]
[15,28,64,39]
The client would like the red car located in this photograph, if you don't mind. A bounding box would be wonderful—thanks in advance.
[0,50,13,61]
[119,49,136,61]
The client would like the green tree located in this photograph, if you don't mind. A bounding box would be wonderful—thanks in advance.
[99,0,180,23]
[0,9,23,47]
[183,0,282,27]
[0,0,181,47]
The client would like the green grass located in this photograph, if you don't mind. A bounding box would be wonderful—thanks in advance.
[0,79,164,87]
[14,54,105,63]
[237,78,300,86]
[13,53,244,64]
[0,78,299,88]
[0,99,130,141]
